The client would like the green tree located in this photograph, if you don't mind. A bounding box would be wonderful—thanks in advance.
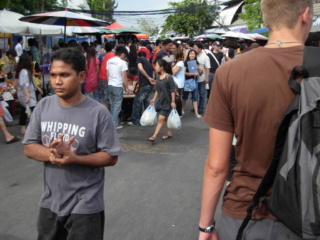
[0,0,61,15]
[238,0,263,32]
[136,18,159,36]
[162,0,215,37]
[86,0,117,22]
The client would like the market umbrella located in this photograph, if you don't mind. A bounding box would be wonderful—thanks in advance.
[19,10,110,44]
[205,34,222,39]
[106,22,124,29]
[246,33,269,40]
[112,27,150,35]
[222,31,255,41]
[214,29,228,35]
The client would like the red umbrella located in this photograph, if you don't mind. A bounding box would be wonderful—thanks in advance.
[106,22,124,29]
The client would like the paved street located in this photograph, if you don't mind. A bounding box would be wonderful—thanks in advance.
[0,100,224,240]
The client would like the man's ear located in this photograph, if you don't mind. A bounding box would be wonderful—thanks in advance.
[301,7,312,25]
[78,71,86,83]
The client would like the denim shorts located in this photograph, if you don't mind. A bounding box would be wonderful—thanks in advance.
[182,87,198,102]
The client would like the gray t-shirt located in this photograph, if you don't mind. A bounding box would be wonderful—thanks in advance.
[23,95,122,216]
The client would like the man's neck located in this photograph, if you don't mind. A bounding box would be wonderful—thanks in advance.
[59,92,86,107]
[266,28,305,48]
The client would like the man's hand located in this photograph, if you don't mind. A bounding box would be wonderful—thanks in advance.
[49,149,77,166]
[149,78,156,85]
[150,99,155,105]
[204,79,209,84]
[50,134,75,158]
[198,230,219,240]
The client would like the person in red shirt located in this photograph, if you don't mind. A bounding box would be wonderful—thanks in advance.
[98,42,115,109]
[137,41,151,60]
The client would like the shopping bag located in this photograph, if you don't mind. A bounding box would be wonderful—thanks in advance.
[1,101,13,123]
[184,79,197,92]
[167,109,182,129]
[140,105,157,126]
[25,105,32,118]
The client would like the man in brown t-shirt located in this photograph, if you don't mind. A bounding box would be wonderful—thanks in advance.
[198,1,314,240]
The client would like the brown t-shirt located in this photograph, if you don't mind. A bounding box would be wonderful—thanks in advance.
[204,46,304,220]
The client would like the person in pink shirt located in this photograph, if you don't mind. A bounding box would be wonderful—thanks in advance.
[84,46,100,101]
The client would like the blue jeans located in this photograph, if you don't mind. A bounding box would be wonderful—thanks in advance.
[84,89,99,102]
[209,73,214,90]
[108,85,123,126]
[131,85,153,125]
[198,81,206,111]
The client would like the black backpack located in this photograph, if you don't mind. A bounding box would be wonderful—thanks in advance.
[236,47,320,240]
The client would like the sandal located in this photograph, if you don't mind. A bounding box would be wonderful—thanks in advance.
[195,115,203,119]
[148,137,156,143]
[6,136,20,144]
[162,135,173,140]
[182,111,185,115]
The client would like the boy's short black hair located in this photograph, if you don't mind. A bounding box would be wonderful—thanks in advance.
[138,51,146,58]
[17,37,23,43]
[51,48,85,75]
[105,42,113,52]
[115,46,128,57]
[194,42,203,49]
[163,38,173,45]
[7,49,17,57]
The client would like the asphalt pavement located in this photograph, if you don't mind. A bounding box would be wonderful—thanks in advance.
[0,99,225,240]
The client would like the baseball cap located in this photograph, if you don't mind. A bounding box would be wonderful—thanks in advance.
[213,41,221,46]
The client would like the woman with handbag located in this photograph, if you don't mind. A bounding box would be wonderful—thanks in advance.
[148,59,176,142]
[16,53,37,134]
[182,49,203,119]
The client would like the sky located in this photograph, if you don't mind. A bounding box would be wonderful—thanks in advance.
[114,0,183,29]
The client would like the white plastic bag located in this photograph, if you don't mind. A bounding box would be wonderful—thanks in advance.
[167,109,182,129]
[25,105,32,118]
[140,105,157,126]
[1,101,13,123]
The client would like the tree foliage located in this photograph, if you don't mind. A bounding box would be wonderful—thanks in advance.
[0,0,61,14]
[136,18,159,36]
[163,0,215,37]
[86,0,117,22]
[238,0,263,32]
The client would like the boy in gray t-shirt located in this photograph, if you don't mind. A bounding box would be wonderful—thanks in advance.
[23,48,121,240]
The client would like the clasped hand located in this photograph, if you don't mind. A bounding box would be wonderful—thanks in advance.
[49,134,76,166]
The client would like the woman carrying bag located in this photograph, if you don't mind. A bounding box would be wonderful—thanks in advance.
[182,49,203,119]
[16,53,37,134]
[148,59,176,142]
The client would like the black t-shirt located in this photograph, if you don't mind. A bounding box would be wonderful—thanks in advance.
[136,57,153,87]
[211,52,223,73]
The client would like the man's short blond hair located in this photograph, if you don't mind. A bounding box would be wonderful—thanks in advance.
[261,0,313,30]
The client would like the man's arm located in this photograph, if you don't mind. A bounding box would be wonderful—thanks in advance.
[122,71,129,93]
[198,127,233,240]
[204,68,210,84]
[137,63,155,84]
[24,143,51,162]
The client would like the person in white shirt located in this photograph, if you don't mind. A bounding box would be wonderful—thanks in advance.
[107,46,129,129]
[94,40,101,58]
[15,37,23,61]
[194,42,210,114]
